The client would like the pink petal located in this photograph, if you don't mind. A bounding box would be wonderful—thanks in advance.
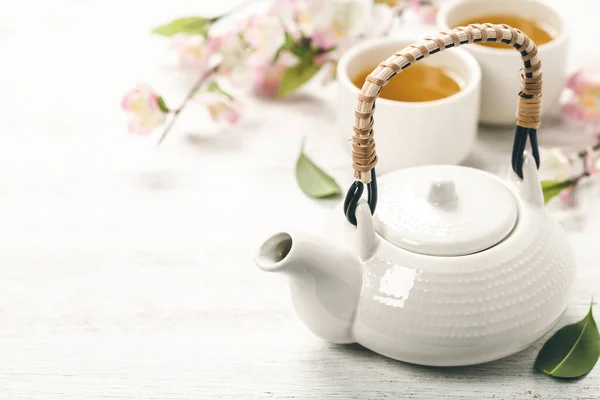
[558,186,575,203]
[559,186,574,203]
[313,53,329,66]
[558,192,570,202]
[565,70,585,94]
[420,6,438,25]
[409,0,421,9]
[565,68,600,97]
[206,35,224,53]
[121,92,135,110]
[253,64,285,98]
[147,93,161,111]
[224,106,241,124]
[560,102,589,123]
[311,29,339,50]
[195,91,242,124]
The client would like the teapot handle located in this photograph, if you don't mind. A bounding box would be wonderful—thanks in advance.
[344,24,542,226]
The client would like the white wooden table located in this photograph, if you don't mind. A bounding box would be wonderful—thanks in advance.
[0,1,599,398]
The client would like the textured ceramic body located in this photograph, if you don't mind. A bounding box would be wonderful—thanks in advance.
[256,155,576,366]
[336,38,481,174]
[353,219,572,366]
[437,0,568,125]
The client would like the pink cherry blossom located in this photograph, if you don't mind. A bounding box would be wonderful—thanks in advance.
[206,35,224,53]
[292,0,324,37]
[121,83,168,135]
[169,34,210,71]
[560,103,589,124]
[266,0,302,38]
[210,31,250,86]
[243,15,285,65]
[417,5,439,25]
[564,69,600,96]
[209,16,285,87]
[195,92,242,124]
[559,185,575,203]
[276,0,355,39]
[561,68,600,125]
[311,28,339,50]
[565,69,585,95]
[253,63,287,98]
[405,0,439,24]
[252,53,298,98]
[313,53,330,66]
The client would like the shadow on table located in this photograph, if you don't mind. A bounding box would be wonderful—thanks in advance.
[319,341,542,379]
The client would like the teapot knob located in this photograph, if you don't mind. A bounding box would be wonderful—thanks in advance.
[428,178,458,208]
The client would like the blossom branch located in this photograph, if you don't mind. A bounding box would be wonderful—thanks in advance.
[156,65,219,146]
[541,138,600,203]
[576,142,600,160]
[121,0,442,139]
[566,141,600,182]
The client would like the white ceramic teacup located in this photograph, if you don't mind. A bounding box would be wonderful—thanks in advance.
[336,37,481,175]
[437,0,568,125]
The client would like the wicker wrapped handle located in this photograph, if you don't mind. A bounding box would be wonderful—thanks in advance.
[352,23,542,183]
[343,23,542,226]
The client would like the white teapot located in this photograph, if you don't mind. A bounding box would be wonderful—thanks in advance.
[255,24,576,366]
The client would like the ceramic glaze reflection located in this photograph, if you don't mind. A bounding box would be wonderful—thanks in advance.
[373,265,418,308]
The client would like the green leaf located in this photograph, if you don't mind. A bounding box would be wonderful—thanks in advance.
[272,48,283,64]
[152,17,215,38]
[282,31,296,50]
[278,62,321,97]
[157,96,170,113]
[273,31,297,63]
[291,46,309,58]
[541,180,574,204]
[205,81,233,100]
[284,31,295,44]
[535,301,600,378]
[295,139,341,199]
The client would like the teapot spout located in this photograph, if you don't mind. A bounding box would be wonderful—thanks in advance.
[256,231,363,344]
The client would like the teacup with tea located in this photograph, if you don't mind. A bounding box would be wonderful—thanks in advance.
[351,63,462,102]
[336,38,481,174]
[457,14,555,49]
[438,0,568,125]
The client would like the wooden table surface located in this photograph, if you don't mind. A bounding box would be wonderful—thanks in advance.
[0,0,599,398]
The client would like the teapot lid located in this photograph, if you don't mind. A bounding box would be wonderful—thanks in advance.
[373,165,517,256]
